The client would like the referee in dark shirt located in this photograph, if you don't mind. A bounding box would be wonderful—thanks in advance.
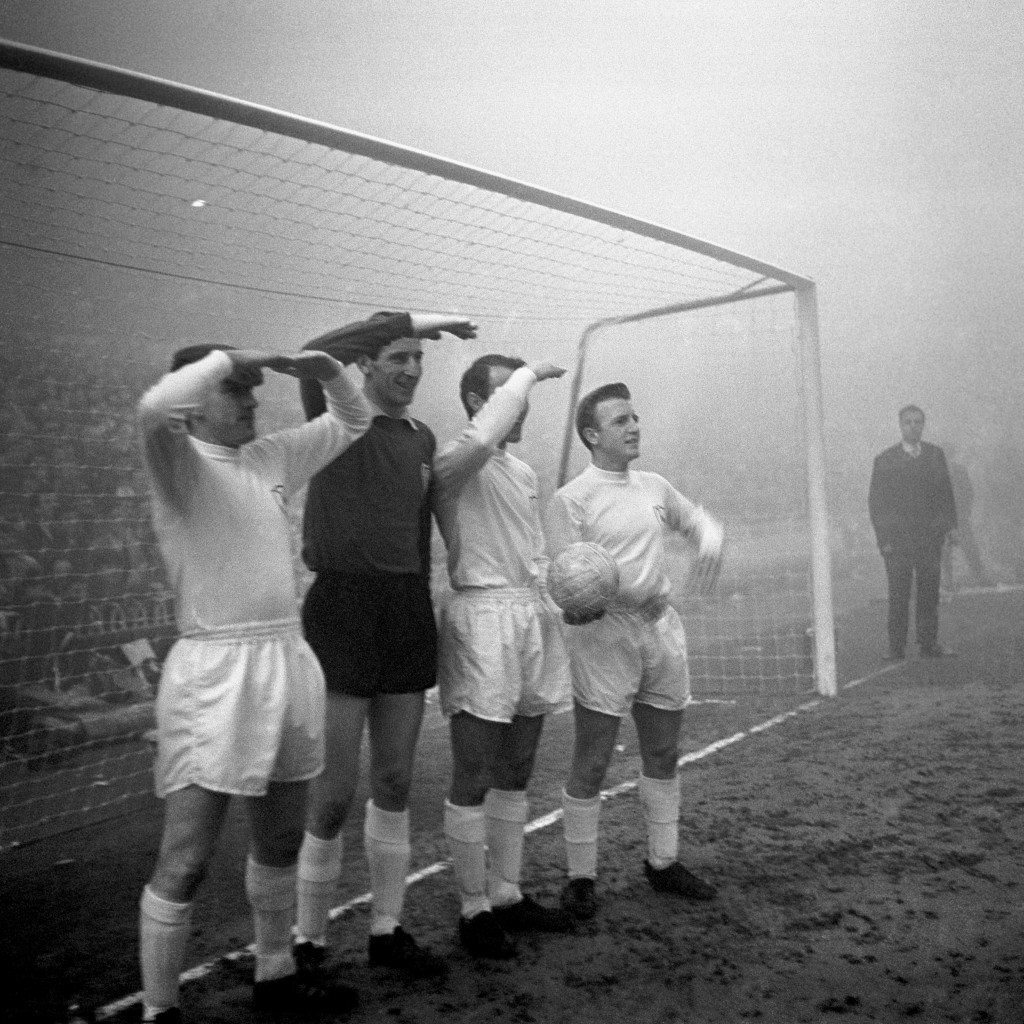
[294,311,476,984]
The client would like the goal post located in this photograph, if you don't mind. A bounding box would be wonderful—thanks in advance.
[557,281,836,699]
[795,281,838,698]
[0,37,835,852]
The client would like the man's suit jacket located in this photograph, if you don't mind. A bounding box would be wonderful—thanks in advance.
[868,441,957,556]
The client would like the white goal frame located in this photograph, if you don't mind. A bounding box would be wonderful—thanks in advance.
[0,34,836,722]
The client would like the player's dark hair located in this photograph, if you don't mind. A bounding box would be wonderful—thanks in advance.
[459,354,526,416]
[898,403,924,420]
[576,382,631,450]
[170,343,236,372]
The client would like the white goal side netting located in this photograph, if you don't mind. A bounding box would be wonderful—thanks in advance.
[0,40,834,851]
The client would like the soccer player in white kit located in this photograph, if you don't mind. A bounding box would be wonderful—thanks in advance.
[433,355,575,958]
[547,382,724,920]
[136,344,369,1023]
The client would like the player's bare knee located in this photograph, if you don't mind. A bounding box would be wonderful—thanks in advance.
[252,824,304,866]
[450,761,489,806]
[372,764,413,808]
[568,758,607,798]
[309,797,350,838]
[640,745,679,778]
[492,754,534,792]
[152,852,209,901]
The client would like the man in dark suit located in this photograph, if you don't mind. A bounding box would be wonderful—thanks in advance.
[869,405,958,660]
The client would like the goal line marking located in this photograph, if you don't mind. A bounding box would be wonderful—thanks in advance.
[94,666,894,1020]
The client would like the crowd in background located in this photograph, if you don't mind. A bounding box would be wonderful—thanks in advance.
[0,341,174,751]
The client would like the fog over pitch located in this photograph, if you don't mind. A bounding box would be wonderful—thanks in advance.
[1,0,1021,576]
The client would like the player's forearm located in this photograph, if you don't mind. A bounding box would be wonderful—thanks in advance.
[408,313,476,339]
[299,376,327,421]
[409,313,449,336]
[137,350,233,432]
[664,485,711,542]
[433,367,536,485]
[319,361,372,436]
[466,366,535,448]
[688,506,724,554]
[275,367,372,490]
[137,351,231,510]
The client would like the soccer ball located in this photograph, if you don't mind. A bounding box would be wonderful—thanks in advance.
[548,542,619,618]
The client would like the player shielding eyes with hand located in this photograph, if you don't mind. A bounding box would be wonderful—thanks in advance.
[432,354,574,960]
[135,344,370,1023]
[545,381,724,922]
[294,312,476,983]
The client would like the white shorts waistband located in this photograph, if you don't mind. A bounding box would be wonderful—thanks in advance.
[180,618,303,643]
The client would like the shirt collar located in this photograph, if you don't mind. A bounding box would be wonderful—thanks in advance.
[365,395,418,429]
[901,442,922,458]
[191,437,240,461]
[588,463,630,482]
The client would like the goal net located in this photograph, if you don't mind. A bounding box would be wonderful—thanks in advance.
[0,39,834,851]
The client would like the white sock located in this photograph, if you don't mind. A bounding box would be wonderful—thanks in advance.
[485,788,528,908]
[562,789,601,879]
[296,831,343,946]
[245,857,297,983]
[638,773,680,869]
[139,885,192,1017]
[444,799,490,919]
[363,800,410,937]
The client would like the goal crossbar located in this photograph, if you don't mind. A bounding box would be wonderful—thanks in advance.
[0,38,813,293]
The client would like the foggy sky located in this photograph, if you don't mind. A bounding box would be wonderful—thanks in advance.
[2,0,1022,461]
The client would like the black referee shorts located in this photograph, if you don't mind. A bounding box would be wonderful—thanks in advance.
[302,571,438,697]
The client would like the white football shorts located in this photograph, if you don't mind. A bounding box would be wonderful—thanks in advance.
[154,620,326,798]
[437,587,571,722]
[563,604,691,718]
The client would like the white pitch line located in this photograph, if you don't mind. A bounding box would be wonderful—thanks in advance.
[842,661,904,690]
[94,679,885,1020]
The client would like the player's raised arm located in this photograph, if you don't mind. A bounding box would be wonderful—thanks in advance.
[280,352,371,442]
[408,314,478,340]
[250,351,372,494]
[138,349,235,434]
[299,311,477,419]
[434,360,565,488]
[253,350,339,380]
[137,348,237,511]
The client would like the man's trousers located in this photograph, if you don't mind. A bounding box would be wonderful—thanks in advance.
[884,548,942,654]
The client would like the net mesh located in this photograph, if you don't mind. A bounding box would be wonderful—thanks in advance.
[0,55,824,851]
[561,298,816,727]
